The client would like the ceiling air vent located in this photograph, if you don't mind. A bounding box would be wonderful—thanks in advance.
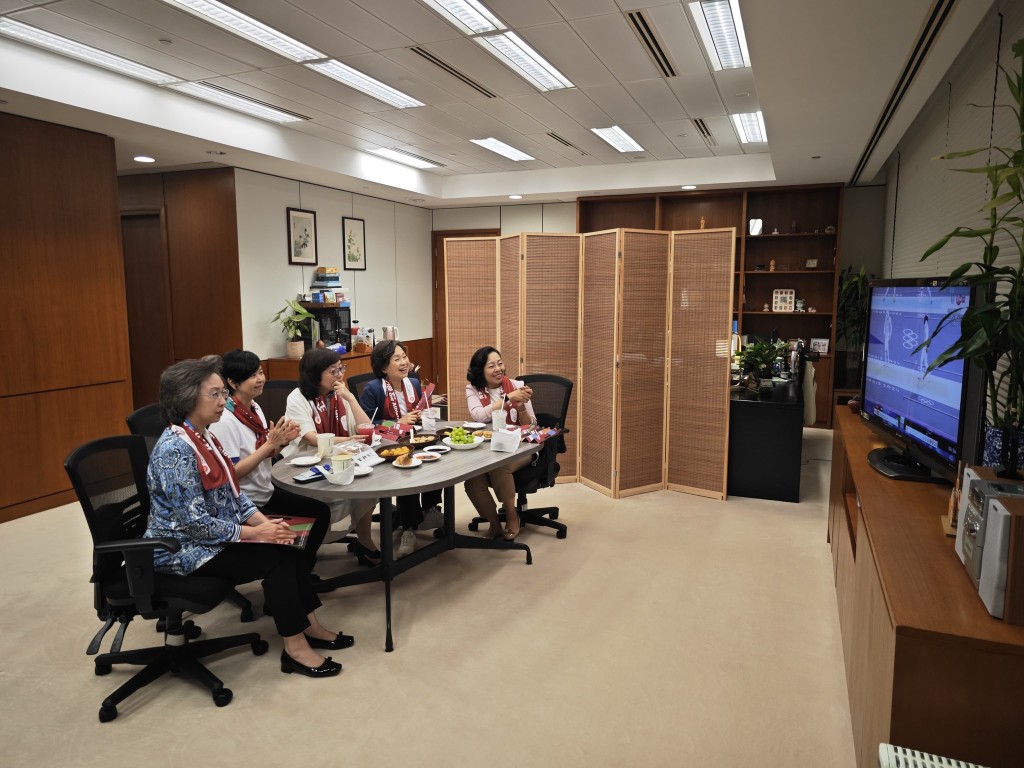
[547,132,588,155]
[382,147,446,168]
[693,118,718,146]
[411,47,498,98]
[626,11,677,78]
[196,82,311,120]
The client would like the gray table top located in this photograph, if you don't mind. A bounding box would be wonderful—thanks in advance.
[271,424,541,500]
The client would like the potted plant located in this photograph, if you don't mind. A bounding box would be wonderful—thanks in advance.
[271,299,315,359]
[736,339,789,391]
[835,265,873,390]
[918,38,1024,477]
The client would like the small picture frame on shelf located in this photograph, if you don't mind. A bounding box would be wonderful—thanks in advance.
[805,258,818,269]
[810,338,829,354]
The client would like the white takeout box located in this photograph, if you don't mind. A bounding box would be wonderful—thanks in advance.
[490,426,521,453]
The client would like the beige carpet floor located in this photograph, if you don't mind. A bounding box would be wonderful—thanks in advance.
[0,429,855,768]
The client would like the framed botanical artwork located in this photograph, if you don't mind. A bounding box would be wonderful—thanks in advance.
[287,207,317,265]
[810,337,830,354]
[343,216,366,271]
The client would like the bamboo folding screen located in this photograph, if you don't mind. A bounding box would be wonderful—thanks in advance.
[444,228,733,498]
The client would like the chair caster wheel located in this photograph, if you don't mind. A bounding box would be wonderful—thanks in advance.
[184,621,202,640]
[213,688,233,707]
[239,605,255,622]
[95,663,112,676]
[252,639,269,656]
[556,530,567,539]
[99,705,117,722]
[468,521,479,531]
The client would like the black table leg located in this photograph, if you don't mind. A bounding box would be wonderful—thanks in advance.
[378,497,395,652]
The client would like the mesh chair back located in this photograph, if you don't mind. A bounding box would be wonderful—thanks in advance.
[258,380,294,424]
[126,403,166,454]
[520,374,573,435]
[346,372,376,402]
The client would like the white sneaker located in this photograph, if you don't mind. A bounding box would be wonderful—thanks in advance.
[420,505,444,530]
[398,529,416,558]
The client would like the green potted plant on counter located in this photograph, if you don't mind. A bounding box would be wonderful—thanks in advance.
[736,339,789,392]
[918,38,1024,477]
[271,299,315,359]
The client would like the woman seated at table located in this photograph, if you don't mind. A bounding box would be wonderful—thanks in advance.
[208,349,330,571]
[464,346,537,541]
[283,348,380,565]
[358,340,443,558]
[145,356,348,678]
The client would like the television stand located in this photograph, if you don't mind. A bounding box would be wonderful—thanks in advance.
[867,446,948,484]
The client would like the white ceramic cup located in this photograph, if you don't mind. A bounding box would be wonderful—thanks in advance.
[316,432,334,458]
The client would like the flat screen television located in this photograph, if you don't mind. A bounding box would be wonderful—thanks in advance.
[859,277,986,483]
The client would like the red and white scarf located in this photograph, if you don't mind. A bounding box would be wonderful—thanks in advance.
[227,396,268,450]
[382,377,418,420]
[310,392,349,437]
[171,423,240,496]
[476,376,520,425]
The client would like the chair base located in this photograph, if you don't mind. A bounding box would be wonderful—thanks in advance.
[94,630,267,722]
[468,504,567,539]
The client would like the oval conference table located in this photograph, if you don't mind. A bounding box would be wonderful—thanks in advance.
[271,425,541,651]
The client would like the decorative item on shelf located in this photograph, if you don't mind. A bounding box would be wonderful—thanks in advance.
[700,215,706,229]
[754,264,766,271]
[795,298,806,312]
[805,258,818,270]
[771,227,780,235]
[808,306,818,313]
[271,299,316,359]
[824,225,836,234]
[790,219,797,233]
[779,263,791,271]
[763,303,771,312]
[749,218,762,236]
[772,288,795,312]
[809,338,829,354]
[916,38,1024,477]
[769,258,776,272]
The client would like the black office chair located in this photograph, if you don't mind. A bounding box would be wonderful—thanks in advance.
[257,380,295,425]
[346,371,376,402]
[65,435,268,722]
[468,373,573,539]
[126,404,255,622]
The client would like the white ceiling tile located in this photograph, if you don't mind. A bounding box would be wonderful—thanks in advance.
[544,88,612,128]
[262,63,404,113]
[380,47,500,102]
[571,13,660,83]
[614,0,681,10]
[548,0,619,20]
[337,51,467,107]
[643,2,707,76]
[506,94,582,134]
[701,115,741,152]
[521,133,588,164]
[483,0,562,28]
[342,0,463,45]
[618,123,682,159]
[626,79,689,122]
[454,100,547,135]
[714,68,759,114]
[660,119,709,152]
[267,0,413,51]
[580,82,649,127]
[227,69,364,119]
[515,22,615,88]
[422,38,538,97]
[667,73,725,117]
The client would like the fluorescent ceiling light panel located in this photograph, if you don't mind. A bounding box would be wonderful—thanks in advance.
[731,111,767,143]
[371,148,442,169]
[475,32,574,91]
[419,0,505,34]
[688,0,750,70]
[306,60,424,108]
[591,126,644,153]
[0,19,179,84]
[470,138,534,161]
[168,82,306,122]
[159,0,324,62]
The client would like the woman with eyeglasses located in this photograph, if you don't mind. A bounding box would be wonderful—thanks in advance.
[145,356,348,679]
[284,348,380,565]
[464,346,536,541]
[208,349,331,571]
[357,339,443,558]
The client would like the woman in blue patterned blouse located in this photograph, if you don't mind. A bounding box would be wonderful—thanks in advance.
[145,356,347,678]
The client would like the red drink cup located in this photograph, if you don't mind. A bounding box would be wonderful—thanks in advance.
[356,423,374,442]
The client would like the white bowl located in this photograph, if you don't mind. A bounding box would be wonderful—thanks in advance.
[442,436,485,450]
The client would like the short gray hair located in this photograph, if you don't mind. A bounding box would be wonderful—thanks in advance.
[159,355,223,425]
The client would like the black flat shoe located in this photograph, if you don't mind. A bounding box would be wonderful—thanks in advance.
[280,650,341,677]
[305,631,355,650]
[348,540,381,567]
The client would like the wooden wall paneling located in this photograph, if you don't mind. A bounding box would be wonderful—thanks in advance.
[522,233,581,480]
[0,382,132,515]
[118,173,165,210]
[618,230,670,496]
[445,237,499,423]
[0,113,130,397]
[578,196,656,232]
[579,231,620,496]
[499,235,522,375]
[162,168,242,360]
[403,339,433,384]
[658,193,743,231]
[665,229,734,499]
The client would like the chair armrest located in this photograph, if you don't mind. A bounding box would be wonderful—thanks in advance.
[95,538,181,607]
[95,537,181,556]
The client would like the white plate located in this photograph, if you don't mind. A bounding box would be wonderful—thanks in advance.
[442,436,485,450]
[463,422,486,429]
[393,457,423,469]
[289,455,320,466]
[413,452,441,462]
[353,465,373,476]
[423,445,451,454]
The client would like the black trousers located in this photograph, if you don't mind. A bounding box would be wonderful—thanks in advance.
[261,486,331,570]
[194,543,322,638]
[395,490,442,530]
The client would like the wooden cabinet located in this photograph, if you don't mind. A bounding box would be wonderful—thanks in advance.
[578,184,842,426]
[829,409,1024,768]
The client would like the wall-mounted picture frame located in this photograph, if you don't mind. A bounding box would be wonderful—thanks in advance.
[343,216,366,271]
[804,258,819,269]
[287,207,317,265]
[810,337,830,354]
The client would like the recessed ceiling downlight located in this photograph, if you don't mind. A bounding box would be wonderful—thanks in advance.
[134,155,156,163]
